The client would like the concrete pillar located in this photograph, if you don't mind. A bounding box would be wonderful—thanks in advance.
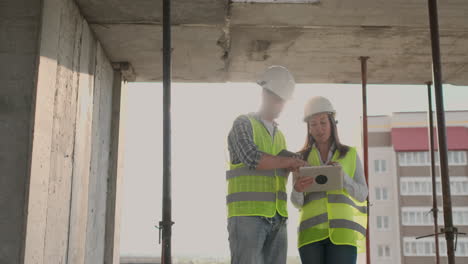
[104,65,129,264]
[0,0,42,263]
[84,45,117,264]
[0,0,128,263]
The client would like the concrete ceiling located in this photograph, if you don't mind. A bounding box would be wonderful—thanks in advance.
[76,0,468,84]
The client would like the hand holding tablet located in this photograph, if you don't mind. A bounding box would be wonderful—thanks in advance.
[294,164,344,193]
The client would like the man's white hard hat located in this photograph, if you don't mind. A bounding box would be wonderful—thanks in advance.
[257,65,296,101]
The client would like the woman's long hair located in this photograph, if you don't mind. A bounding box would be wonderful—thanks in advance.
[298,113,350,161]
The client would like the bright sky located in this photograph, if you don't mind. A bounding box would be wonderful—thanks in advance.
[119,82,468,259]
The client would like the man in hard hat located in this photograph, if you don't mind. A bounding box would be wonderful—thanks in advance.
[226,66,307,264]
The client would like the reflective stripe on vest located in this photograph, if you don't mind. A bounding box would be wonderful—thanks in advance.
[298,214,365,237]
[226,116,288,218]
[329,219,366,237]
[226,191,288,203]
[328,194,367,214]
[299,213,328,232]
[304,192,327,205]
[226,167,288,180]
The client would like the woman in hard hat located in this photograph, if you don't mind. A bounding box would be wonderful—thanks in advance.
[291,96,368,264]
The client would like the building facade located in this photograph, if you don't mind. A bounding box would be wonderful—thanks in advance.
[368,111,468,264]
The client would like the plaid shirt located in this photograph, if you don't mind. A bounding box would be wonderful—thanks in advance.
[227,113,278,170]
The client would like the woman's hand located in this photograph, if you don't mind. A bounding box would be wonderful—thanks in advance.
[294,176,315,192]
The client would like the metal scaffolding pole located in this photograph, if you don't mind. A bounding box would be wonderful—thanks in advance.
[426,0,456,262]
[160,0,174,263]
[427,81,441,264]
[359,56,371,264]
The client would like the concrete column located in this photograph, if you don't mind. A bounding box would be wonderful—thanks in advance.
[84,44,116,264]
[0,0,42,263]
[104,65,128,264]
[0,0,126,263]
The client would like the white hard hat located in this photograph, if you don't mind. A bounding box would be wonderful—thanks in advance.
[257,65,295,100]
[303,96,336,122]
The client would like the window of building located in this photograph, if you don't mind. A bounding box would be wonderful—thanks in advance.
[404,237,468,256]
[374,159,387,173]
[377,245,391,258]
[375,187,389,201]
[377,216,390,230]
[398,151,467,166]
[400,177,468,196]
[401,207,468,226]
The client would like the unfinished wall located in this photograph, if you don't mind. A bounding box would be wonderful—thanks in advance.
[0,0,42,263]
[85,44,115,263]
[0,0,125,263]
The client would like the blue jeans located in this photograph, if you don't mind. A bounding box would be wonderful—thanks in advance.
[228,213,288,264]
[299,238,357,264]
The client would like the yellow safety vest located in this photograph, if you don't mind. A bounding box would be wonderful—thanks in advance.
[298,146,367,252]
[226,116,288,218]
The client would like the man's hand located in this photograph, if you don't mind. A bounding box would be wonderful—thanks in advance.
[327,161,339,166]
[257,154,307,171]
[294,176,315,192]
[287,158,308,172]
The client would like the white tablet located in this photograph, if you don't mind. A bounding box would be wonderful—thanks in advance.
[297,165,343,192]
